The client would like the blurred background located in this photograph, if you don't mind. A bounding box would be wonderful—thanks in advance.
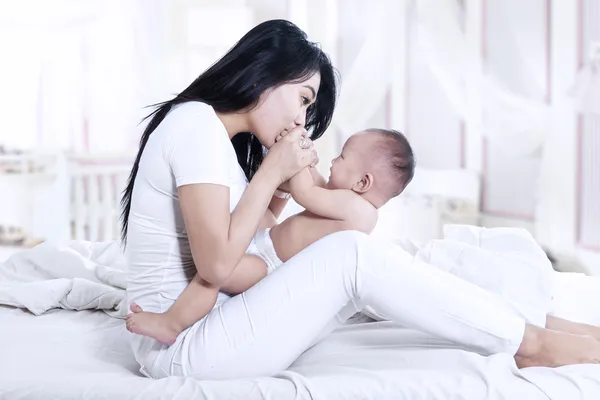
[0,0,598,274]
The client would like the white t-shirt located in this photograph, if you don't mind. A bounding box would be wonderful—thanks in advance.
[126,101,248,314]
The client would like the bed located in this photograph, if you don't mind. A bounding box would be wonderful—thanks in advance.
[1,159,599,399]
[0,306,549,400]
[2,232,600,399]
[2,300,600,399]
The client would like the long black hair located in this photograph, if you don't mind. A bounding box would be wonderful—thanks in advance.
[120,19,338,244]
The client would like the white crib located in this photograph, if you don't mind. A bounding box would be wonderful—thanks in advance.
[0,152,133,249]
[66,155,133,242]
[2,156,480,259]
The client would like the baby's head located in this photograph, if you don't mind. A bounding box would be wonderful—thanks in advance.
[327,128,415,208]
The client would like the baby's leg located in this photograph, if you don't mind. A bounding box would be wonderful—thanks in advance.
[126,255,267,345]
[126,274,219,345]
[220,254,268,295]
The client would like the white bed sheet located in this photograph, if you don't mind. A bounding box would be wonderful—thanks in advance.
[2,304,600,400]
[0,306,533,400]
[2,227,600,399]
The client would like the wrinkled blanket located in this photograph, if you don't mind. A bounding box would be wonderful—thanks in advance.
[0,225,554,323]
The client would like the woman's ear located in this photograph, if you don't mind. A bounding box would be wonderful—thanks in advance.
[353,173,373,193]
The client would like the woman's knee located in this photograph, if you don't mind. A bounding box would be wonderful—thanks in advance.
[317,230,372,249]
[310,230,373,266]
[289,230,373,272]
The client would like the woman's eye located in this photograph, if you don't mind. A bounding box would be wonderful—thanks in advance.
[302,96,310,106]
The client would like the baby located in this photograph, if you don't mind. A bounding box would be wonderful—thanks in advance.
[126,128,415,345]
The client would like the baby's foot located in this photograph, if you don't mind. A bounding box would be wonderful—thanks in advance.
[515,328,600,368]
[125,303,180,345]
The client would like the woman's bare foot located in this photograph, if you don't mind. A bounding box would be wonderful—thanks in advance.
[125,303,181,345]
[546,315,600,342]
[515,324,600,368]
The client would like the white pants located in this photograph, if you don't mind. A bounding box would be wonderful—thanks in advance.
[142,230,526,380]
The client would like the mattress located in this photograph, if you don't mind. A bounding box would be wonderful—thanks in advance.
[2,304,600,400]
[2,230,600,399]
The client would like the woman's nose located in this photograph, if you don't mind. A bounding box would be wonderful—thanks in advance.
[294,109,307,127]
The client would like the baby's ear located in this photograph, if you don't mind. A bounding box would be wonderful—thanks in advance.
[354,173,373,193]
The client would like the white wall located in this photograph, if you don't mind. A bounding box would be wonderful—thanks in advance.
[1,0,599,268]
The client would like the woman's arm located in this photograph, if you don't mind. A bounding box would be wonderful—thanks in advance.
[180,127,315,286]
[179,167,279,286]
[264,130,324,222]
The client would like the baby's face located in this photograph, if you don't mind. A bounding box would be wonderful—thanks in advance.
[326,132,374,190]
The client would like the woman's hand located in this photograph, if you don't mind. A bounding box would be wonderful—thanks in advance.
[262,126,317,185]
[275,128,319,168]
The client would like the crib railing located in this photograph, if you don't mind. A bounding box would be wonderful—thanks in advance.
[68,156,132,242]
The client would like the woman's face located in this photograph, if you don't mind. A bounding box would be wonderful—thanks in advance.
[248,73,321,149]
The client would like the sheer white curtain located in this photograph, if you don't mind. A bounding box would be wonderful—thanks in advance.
[0,1,90,150]
[71,0,169,153]
[318,0,552,156]
[570,57,600,116]
[0,0,166,154]
[414,0,551,157]
[330,0,397,140]
[326,0,598,256]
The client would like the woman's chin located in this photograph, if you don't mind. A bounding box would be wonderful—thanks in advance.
[263,135,279,149]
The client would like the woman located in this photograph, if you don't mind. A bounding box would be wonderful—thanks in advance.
[123,19,599,380]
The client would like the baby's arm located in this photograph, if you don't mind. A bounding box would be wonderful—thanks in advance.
[308,166,328,188]
[260,166,324,226]
[263,167,322,224]
[289,168,364,222]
